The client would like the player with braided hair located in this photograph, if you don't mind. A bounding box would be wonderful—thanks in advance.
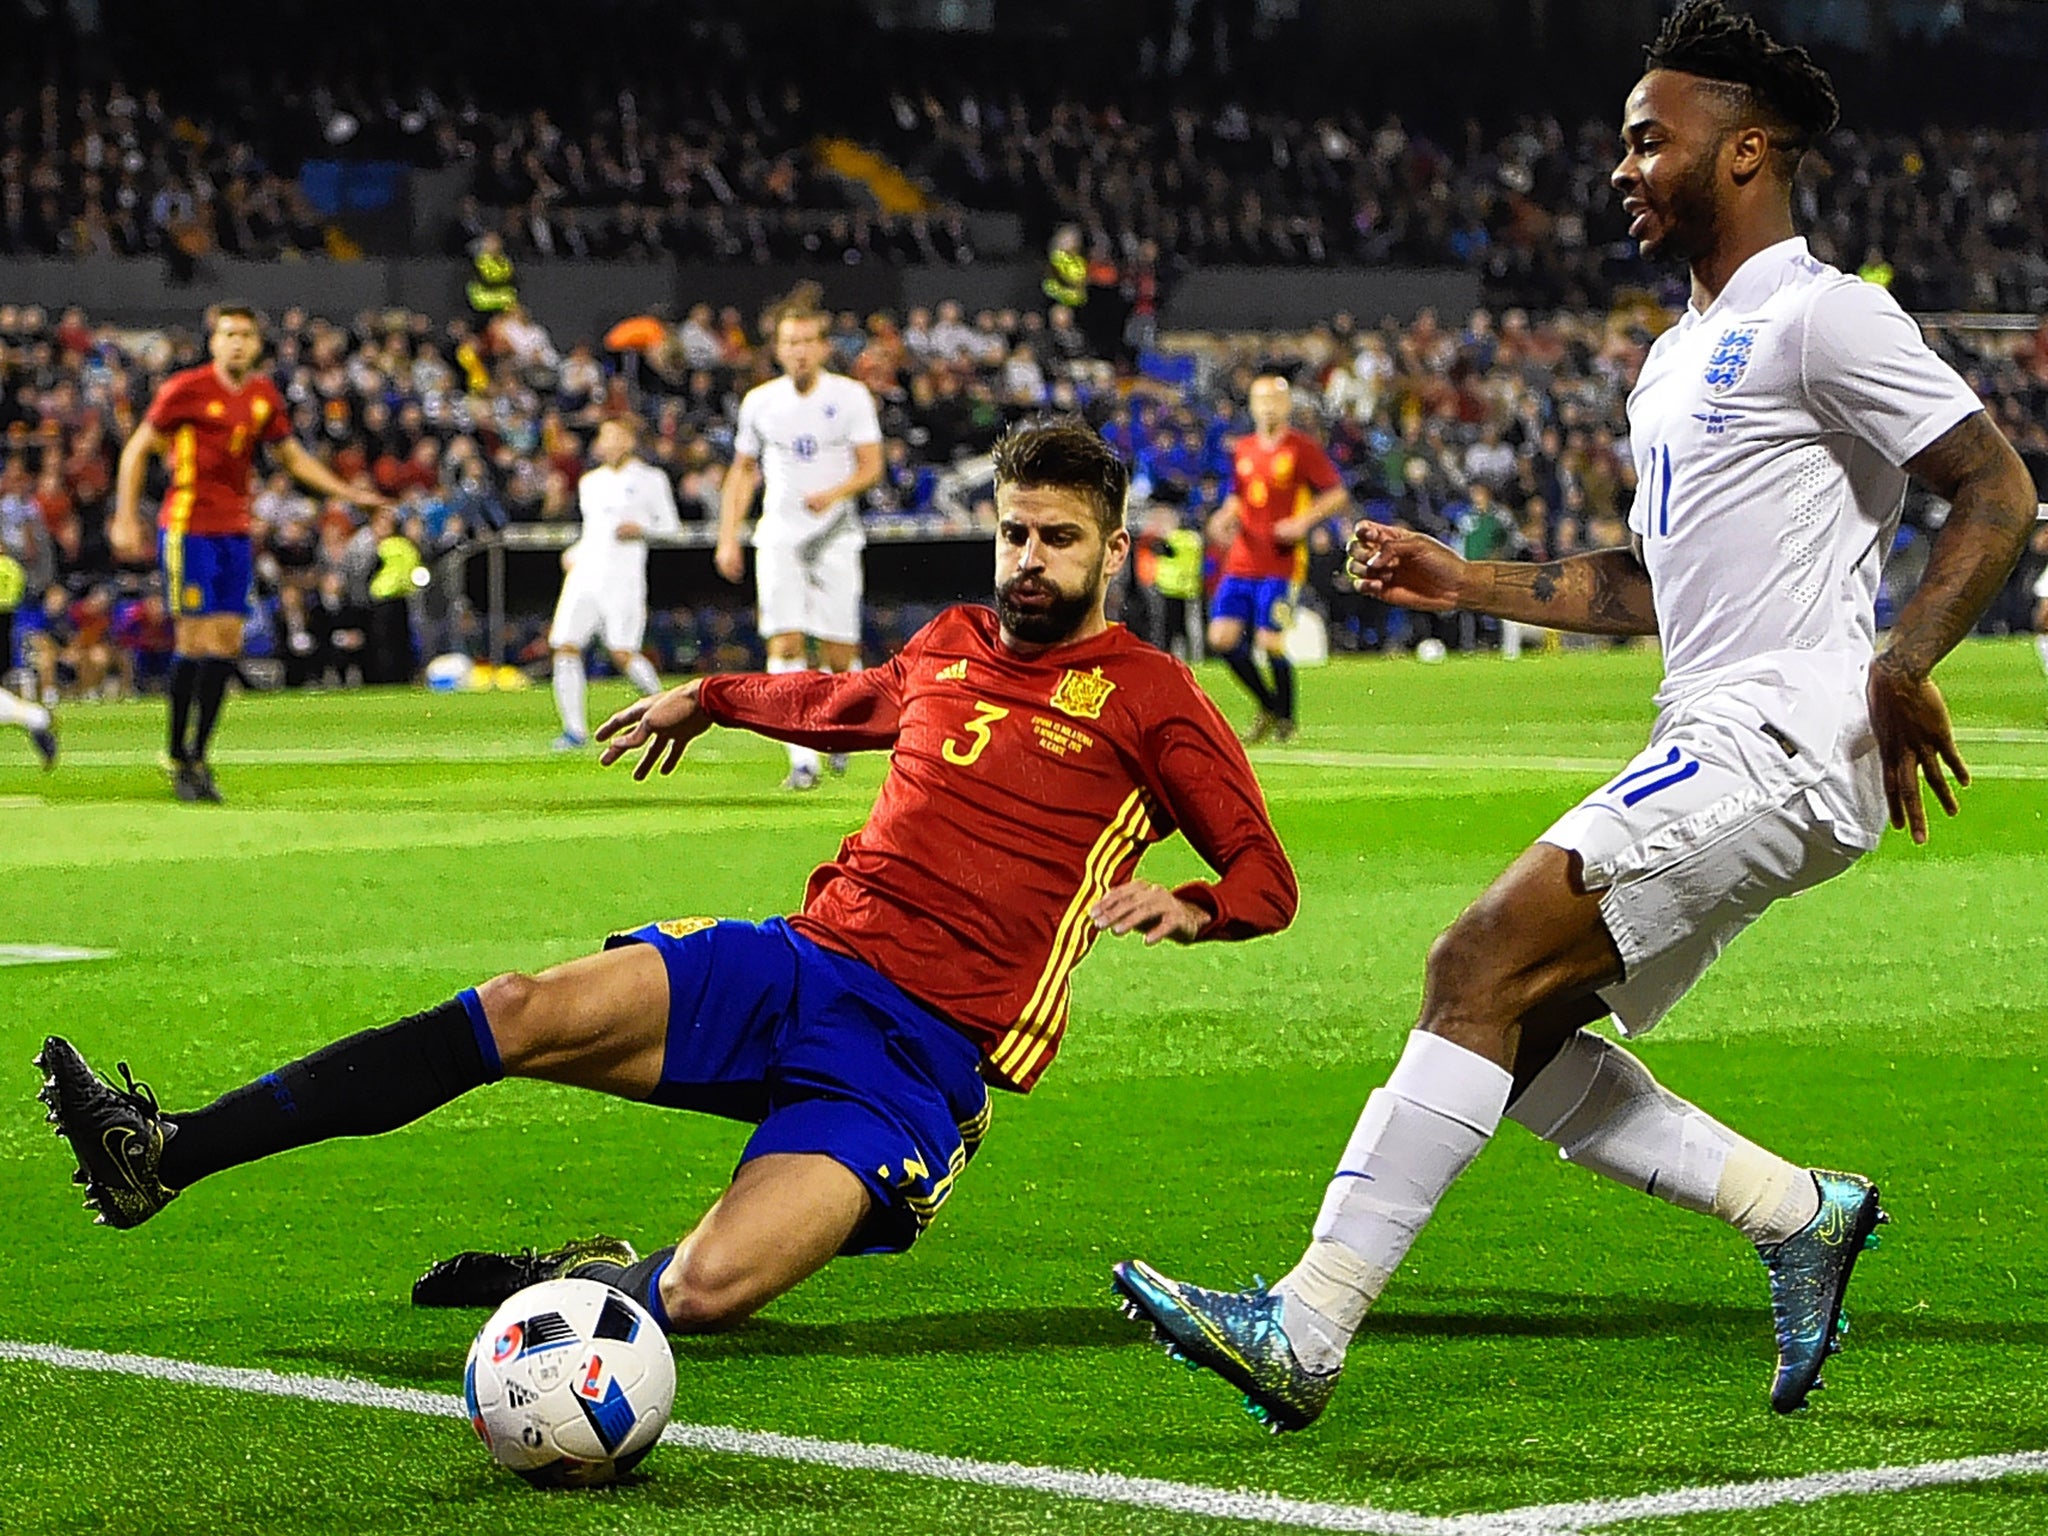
[1115,0,2038,1432]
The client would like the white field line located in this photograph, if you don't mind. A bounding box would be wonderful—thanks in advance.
[1251,748,2048,783]
[0,944,114,966]
[3,1340,2047,1534]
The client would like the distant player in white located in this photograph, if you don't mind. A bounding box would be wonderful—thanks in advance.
[550,417,679,748]
[1114,1,2039,1432]
[715,300,883,789]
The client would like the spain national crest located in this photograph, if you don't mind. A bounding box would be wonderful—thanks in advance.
[1703,325,1760,393]
[1049,667,1115,720]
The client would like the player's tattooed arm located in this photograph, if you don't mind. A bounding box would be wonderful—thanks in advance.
[1887,411,2038,682]
[1469,547,1660,635]
[1349,521,1657,634]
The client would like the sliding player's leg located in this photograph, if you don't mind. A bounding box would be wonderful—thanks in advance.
[416,917,991,1325]
[36,942,673,1230]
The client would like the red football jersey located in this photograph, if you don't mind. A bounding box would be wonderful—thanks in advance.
[1222,428,1342,579]
[697,605,1297,1092]
[145,365,292,536]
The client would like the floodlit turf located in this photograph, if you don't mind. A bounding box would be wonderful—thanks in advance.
[2,638,2044,1535]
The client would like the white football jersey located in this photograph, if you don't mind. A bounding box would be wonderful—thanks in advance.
[1627,237,1981,732]
[733,372,882,549]
[566,458,679,586]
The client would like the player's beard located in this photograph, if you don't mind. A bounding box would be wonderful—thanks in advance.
[1640,145,1723,266]
[997,560,1102,645]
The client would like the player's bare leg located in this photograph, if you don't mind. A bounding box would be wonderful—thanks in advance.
[169,613,242,802]
[1116,845,1882,1426]
[765,630,821,789]
[554,1154,871,1334]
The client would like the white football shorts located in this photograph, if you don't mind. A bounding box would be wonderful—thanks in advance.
[755,535,863,645]
[1540,690,1865,1035]
[549,576,647,653]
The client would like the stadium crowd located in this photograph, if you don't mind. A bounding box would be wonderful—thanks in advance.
[6,68,2048,312]
[6,283,2046,707]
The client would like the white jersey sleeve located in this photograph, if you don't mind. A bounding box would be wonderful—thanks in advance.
[1800,280,1982,468]
[640,462,681,536]
[734,390,764,462]
[845,380,882,447]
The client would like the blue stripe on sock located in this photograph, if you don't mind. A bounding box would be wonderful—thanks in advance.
[643,1252,675,1332]
[456,988,503,1082]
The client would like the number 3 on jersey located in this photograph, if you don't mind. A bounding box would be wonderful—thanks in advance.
[942,701,1010,766]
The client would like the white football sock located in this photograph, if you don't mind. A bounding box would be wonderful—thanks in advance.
[1276,1031,1513,1371]
[552,652,587,740]
[767,655,820,774]
[2035,631,2048,677]
[1507,1030,1818,1247]
[622,653,662,696]
[0,687,50,732]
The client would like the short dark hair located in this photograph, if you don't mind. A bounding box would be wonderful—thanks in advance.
[1646,1,1839,165]
[991,417,1130,536]
[209,303,264,331]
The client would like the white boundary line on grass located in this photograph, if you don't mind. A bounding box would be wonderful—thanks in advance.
[4,1340,2047,1533]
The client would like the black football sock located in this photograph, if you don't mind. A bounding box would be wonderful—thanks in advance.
[1267,654,1296,721]
[573,1246,679,1331]
[190,657,236,762]
[158,992,503,1189]
[167,655,199,762]
[1224,645,1278,714]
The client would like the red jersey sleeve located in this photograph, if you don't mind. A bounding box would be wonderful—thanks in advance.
[146,373,196,432]
[1137,666,1298,941]
[1297,434,1342,492]
[696,645,914,752]
[257,379,292,443]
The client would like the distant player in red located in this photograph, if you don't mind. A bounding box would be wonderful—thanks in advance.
[41,419,1298,1340]
[112,305,384,801]
[1207,375,1349,742]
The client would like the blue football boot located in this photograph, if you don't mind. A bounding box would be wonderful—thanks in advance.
[1111,1259,1340,1432]
[1762,1169,1888,1413]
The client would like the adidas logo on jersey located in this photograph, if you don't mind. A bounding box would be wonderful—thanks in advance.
[936,660,968,682]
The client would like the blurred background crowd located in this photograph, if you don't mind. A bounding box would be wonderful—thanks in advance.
[2,0,2046,703]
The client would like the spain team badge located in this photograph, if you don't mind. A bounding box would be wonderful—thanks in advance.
[1049,667,1115,720]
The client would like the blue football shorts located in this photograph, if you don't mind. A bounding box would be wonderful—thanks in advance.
[603,916,991,1255]
[1210,574,1293,635]
[161,530,254,619]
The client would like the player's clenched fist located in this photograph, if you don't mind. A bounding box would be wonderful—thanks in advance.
[597,680,714,779]
[713,539,746,584]
[1346,522,1468,612]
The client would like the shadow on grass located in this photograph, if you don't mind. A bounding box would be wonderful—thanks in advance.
[261,1287,2048,1388]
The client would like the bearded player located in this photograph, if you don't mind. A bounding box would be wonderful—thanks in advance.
[39,419,1297,1339]
[1114,0,2036,1430]
[1207,376,1348,743]
[113,306,385,802]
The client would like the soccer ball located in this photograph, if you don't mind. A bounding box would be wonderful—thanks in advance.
[463,1278,677,1487]
[1415,637,1448,664]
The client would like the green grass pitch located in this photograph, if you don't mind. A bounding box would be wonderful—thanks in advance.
[1,639,2044,1535]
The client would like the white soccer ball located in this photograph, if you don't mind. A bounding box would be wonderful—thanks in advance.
[1415,638,1448,664]
[463,1278,676,1487]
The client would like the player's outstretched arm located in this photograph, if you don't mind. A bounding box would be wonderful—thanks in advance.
[1348,521,1658,635]
[596,681,715,780]
[1870,411,2038,842]
[277,439,388,510]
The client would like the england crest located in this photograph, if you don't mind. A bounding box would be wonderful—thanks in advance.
[1703,325,1760,393]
